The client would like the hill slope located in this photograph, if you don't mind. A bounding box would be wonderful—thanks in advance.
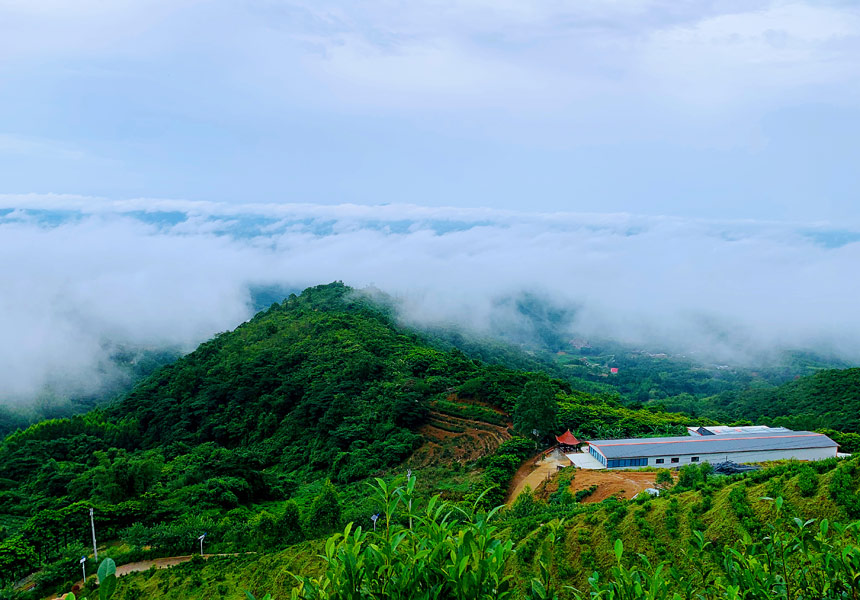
[684,368,860,432]
[1,283,705,590]
[3,283,860,599]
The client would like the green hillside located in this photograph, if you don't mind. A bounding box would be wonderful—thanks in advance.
[669,368,860,433]
[1,282,858,600]
[1,282,720,599]
[68,456,860,600]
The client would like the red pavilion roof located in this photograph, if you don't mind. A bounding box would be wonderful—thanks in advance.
[555,430,580,445]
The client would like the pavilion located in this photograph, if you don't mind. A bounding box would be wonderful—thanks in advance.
[555,430,580,452]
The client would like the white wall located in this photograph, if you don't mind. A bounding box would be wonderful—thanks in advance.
[605,446,837,469]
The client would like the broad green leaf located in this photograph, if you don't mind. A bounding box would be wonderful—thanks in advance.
[97,557,116,584]
[614,539,623,562]
[99,574,117,600]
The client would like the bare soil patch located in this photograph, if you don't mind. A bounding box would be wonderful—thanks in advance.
[569,469,661,502]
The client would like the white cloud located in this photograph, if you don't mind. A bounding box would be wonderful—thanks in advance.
[0,0,202,61]
[639,2,860,105]
[3,0,856,111]
[1,195,859,401]
[257,0,860,112]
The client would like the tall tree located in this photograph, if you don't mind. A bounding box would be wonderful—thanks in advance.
[513,381,559,442]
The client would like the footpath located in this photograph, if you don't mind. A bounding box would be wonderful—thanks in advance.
[506,448,571,503]
[45,553,251,600]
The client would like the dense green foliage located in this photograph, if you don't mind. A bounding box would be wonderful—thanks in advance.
[1,283,715,596]
[513,382,559,441]
[269,473,860,600]
[680,368,860,432]
[4,282,860,600]
[58,455,858,599]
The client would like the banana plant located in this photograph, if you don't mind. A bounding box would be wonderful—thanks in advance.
[63,557,116,600]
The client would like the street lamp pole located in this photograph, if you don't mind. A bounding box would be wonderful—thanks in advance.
[89,508,98,562]
[198,533,206,556]
[80,556,87,583]
[406,469,413,530]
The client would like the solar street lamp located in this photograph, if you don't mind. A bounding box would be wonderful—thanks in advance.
[89,507,98,562]
[406,470,413,530]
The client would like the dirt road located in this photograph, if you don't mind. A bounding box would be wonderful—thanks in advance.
[507,448,571,503]
[114,554,197,576]
[48,554,250,600]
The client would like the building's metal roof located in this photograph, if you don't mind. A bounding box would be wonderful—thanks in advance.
[695,425,791,436]
[588,431,837,459]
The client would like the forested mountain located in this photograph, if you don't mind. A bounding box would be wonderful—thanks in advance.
[666,368,860,433]
[2,282,859,600]
[0,283,712,596]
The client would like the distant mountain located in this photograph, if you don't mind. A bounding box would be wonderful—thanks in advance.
[0,345,180,438]
[682,368,860,433]
[0,285,302,438]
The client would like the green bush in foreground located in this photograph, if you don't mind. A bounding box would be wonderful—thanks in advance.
[288,475,516,600]
[262,479,860,600]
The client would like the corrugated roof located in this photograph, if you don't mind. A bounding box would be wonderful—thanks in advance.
[697,425,791,436]
[589,431,837,459]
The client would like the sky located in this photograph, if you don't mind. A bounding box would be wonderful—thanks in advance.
[0,0,858,220]
[1,1,860,401]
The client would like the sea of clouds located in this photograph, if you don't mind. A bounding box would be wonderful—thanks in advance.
[2,193,859,402]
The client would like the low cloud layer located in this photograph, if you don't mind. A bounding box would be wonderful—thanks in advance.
[2,194,860,402]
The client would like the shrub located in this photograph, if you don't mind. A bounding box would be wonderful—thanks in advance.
[305,480,342,537]
[796,466,818,497]
[829,466,860,518]
[655,469,673,489]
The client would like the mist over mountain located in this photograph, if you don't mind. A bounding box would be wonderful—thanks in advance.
[2,195,859,405]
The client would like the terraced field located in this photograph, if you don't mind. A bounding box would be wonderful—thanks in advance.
[409,403,512,467]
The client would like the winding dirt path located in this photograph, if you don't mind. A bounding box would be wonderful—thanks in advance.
[47,554,251,600]
[506,448,571,504]
[114,554,196,576]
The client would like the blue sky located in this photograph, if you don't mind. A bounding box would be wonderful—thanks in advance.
[1,0,858,221]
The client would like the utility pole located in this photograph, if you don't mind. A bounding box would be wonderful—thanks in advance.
[406,469,413,530]
[80,556,87,583]
[89,508,98,562]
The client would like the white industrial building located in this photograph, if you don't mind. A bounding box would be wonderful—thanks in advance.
[585,429,838,469]
[685,425,792,436]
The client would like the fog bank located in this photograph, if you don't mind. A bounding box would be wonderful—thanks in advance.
[2,195,859,401]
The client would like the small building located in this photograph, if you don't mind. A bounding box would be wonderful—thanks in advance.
[555,430,580,452]
[587,430,838,469]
